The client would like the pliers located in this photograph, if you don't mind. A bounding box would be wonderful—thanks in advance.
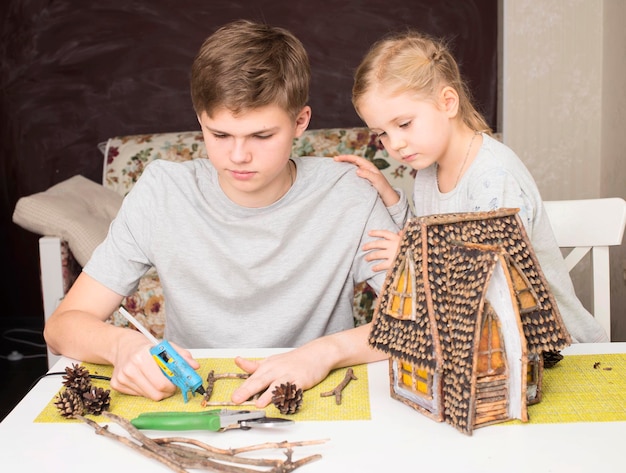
[131,409,294,432]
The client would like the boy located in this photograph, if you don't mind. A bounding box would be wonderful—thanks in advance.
[44,20,398,407]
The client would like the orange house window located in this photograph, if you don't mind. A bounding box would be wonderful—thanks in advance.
[527,353,539,384]
[507,259,540,313]
[389,253,430,397]
[476,303,506,375]
[388,253,415,321]
[399,361,432,398]
[527,359,538,384]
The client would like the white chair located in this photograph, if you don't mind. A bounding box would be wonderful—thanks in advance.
[543,197,626,340]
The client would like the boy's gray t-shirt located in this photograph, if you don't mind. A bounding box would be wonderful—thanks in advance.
[85,157,398,348]
[409,133,607,343]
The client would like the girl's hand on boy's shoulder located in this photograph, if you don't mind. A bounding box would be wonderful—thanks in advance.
[334,154,399,207]
[334,154,381,178]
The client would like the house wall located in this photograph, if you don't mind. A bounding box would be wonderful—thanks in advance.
[502,0,626,341]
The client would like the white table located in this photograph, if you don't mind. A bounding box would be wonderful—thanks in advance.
[1,343,624,472]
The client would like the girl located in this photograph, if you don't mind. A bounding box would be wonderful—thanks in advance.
[336,30,608,343]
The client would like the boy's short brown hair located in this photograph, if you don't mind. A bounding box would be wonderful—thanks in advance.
[190,19,310,119]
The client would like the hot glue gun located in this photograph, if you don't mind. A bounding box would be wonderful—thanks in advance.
[118,306,205,403]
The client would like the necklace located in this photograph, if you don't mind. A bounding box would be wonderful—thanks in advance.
[438,131,479,190]
[288,159,294,187]
[455,131,479,188]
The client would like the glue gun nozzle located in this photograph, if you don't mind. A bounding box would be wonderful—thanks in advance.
[196,385,206,396]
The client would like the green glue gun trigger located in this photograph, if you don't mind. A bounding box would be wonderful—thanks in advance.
[118,306,205,403]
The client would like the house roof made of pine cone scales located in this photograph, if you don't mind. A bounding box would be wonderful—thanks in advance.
[369,208,571,372]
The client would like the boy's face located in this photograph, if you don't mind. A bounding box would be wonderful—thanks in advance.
[199,104,310,207]
[357,88,455,171]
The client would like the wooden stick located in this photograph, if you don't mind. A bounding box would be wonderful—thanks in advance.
[201,400,257,407]
[101,412,267,472]
[154,437,329,456]
[79,412,327,472]
[152,441,282,467]
[203,371,250,404]
[76,415,188,473]
[281,448,324,470]
[320,368,357,405]
[226,439,330,456]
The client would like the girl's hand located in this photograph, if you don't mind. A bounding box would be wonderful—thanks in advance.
[335,154,400,207]
[363,229,402,272]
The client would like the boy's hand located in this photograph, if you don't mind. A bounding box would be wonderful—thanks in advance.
[231,346,333,408]
[334,154,399,207]
[109,333,197,401]
[230,325,387,408]
[363,229,401,272]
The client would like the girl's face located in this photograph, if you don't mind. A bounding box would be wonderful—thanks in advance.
[357,88,455,171]
[199,104,310,208]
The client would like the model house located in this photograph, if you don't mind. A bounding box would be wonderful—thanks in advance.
[369,208,571,435]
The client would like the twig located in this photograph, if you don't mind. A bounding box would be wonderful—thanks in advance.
[282,449,323,471]
[320,368,357,405]
[102,412,209,469]
[77,412,327,472]
[154,437,329,456]
[201,400,257,407]
[76,415,188,473]
[151,441,282,467]
[202,371,251,406]
[101,412,264,472]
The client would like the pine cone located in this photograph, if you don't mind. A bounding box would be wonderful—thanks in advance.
[54,389,85,418]
[543,351,564,368]
[62,363,92,394]
[82,386,111,415]
[271,382,303,415]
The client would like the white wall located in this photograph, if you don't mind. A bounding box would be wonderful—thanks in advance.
[502,0,626,340]
[602,0,626,340]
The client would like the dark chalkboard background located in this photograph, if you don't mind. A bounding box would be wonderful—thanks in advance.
[0,0,498,322]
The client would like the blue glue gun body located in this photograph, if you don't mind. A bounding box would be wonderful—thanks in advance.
[149,340,205,403]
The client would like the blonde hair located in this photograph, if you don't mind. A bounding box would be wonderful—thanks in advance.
[190,20,310,119]
[353,30,491,134]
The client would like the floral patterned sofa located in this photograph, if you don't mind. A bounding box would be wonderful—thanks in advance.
[37,128,416,345]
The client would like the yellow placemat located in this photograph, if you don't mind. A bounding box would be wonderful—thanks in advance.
[505,353,626,425]
[35,358,370,423]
